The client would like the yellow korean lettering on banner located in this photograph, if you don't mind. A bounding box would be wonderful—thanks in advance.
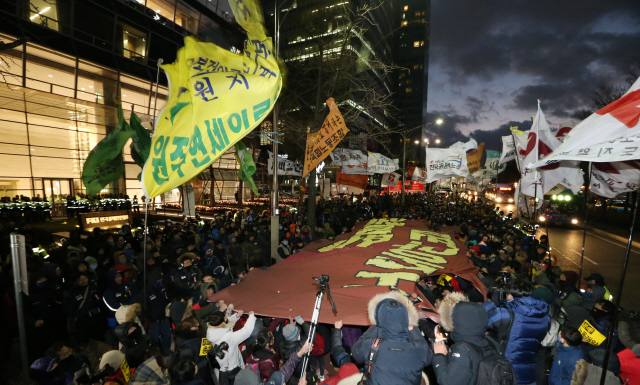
[200,337,213,356]
[120,359,131,382]
[303,98,350,177]
[579,320,606,346]
[142,0,283,199]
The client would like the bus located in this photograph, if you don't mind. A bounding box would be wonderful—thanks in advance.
[540,188,579,226]
[494,184,514,203]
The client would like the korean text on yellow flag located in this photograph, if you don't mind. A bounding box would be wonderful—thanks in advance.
[579,320,606,346]
[303,98,349,177]
[142,0,283,199]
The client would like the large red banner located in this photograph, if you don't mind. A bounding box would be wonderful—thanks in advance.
[210,220,482,325]
[386,180,425,193]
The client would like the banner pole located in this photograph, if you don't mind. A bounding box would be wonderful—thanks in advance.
[10,233,29,382]
[152,58,163,130]
[599,188,639,385]
[578,162,592,282]
[142,201,149,320]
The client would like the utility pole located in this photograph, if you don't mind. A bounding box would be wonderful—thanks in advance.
[270,0,281,264]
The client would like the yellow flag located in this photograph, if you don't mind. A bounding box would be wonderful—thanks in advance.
[303,98,349,177]
[510,126,524,135]
[142,0,282,199]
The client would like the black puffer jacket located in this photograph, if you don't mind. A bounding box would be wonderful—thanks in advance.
[432,292,491,385]
[351,291,432,385]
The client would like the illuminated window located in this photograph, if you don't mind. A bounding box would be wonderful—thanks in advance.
[413,41,420,47]
[401,20,408,27]
[413,64,419,69]
[29,0,59,31]
[403,5,408,11]
[405,87,412,93]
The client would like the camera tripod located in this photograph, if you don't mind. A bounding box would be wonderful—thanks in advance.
[300,275,337,379]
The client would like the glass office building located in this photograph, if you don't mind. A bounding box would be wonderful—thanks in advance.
[0,0,250,208]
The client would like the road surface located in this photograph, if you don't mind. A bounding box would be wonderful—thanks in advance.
[497,202,640,311]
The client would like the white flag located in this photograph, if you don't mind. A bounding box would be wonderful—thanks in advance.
[411,167,426,181]
[590,161,640,198]
[555,119,579,142]
[367,152,400,173]
[341,152,399,175]
[449,138,478,152]
[381,172,401,187]
[268,151,303,176]
[330,148,367,166]
[426,147,470,183]
[499,136,516,164]
[533,75,640,166]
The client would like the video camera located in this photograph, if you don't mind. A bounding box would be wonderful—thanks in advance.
[313,275,330,286]
[74,364,116,385]
[209,341,229,360]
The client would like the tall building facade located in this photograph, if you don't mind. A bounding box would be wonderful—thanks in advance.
[0,0,243,205]
[395,0,431,160]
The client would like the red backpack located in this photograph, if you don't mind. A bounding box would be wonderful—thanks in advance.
[311,333,325,356]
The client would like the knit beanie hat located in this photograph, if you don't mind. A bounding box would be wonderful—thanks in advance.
[282,324,300,341]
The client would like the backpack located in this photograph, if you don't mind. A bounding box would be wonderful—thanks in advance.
[311,333,325,356]
[460,338,516,385]
[245,362,262,382]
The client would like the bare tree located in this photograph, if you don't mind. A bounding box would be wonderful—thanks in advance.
[275,2,402,227]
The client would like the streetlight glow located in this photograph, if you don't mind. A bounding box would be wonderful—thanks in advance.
[435,139,441,144]
[435,118,443,125]
[424,138,429,143]
[414,140,420,144]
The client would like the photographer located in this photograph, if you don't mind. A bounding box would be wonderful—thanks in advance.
[351,291,432,385]
[432,293,493,385]
[484,279,550,385]
[206,308,256,383]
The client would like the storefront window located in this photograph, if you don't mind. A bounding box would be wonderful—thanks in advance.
[25,44,75,97]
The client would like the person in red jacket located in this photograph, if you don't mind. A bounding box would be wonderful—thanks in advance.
[618,344,640,385]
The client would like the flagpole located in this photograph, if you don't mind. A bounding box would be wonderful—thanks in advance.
[511,131,531,220]
[578,162,592,282]
[599,188,639,385]
[152,58,163,130]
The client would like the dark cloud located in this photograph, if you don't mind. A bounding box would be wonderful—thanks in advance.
[468,120,533,151]
[430,0,640,117]
[423,111,471,147]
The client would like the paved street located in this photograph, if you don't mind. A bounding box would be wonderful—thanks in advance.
[497,202,640,311]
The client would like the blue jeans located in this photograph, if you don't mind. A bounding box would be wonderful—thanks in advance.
[149,318,172,355]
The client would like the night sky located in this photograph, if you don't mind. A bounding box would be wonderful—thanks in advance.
[425,0,640,150]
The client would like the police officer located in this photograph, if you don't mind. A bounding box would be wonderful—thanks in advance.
[171,254,202,298]
[132,195,140,213]
[66,195,75,219]
[64,272,105,346]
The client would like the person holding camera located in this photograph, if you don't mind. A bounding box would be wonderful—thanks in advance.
[432,292,494,385]
[207,308,256,383]
[351,291,432,385]
[484,279,550,385]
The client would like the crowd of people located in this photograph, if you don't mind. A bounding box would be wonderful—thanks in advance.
[0,192,639,385]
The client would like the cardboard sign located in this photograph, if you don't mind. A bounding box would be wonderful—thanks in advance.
[200,337,213,356]
[579,320,606,346]
[120,358,131,382]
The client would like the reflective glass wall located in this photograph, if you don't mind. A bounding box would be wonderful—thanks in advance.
[0,33,167,201]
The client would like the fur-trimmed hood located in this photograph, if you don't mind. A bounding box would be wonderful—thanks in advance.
[367,291,419,339]
[367,291,419,327]
[437,292,468,332]
[115,303,142,324]
[570,359,589,385]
